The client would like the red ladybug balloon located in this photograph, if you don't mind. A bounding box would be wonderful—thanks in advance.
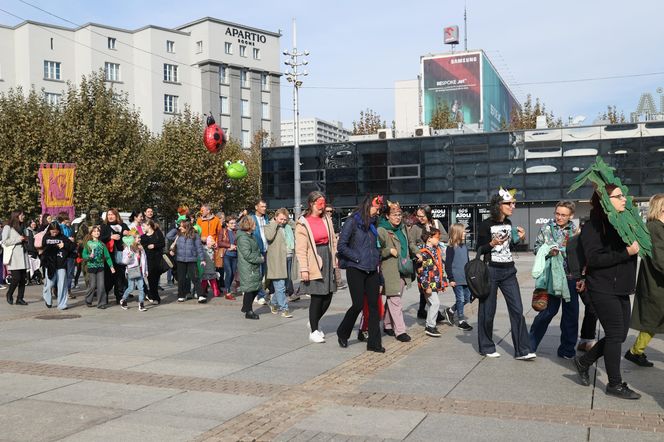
[203,114,227,153]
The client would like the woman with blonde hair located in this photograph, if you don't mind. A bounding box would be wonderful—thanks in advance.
[445,223,473,331]
[625,193,664,368]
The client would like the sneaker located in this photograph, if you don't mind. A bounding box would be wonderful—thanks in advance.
[624,350,654,367]
[606,382,641,400]
[457,320,473,331]
[288,294,301,302]
[197,296,207,304]
[309,330,325,343]
[177,297,185,302]
[270,304,279,314]
[120,299,128,310]
[482,352,501,358]
[138,303,147,312]
[516,353,537,361]
[357,330,368,342]
[0,285,6,290]
[443,307,454,326]
[337,282,347,290]
[425,326,442,337]
[145,294,152,303]
[577,341,596,352]
[281,310,293,318]
[225,293,236,300]
[573,356,590,386]
[383,328,396,336]
[255,297,267,305]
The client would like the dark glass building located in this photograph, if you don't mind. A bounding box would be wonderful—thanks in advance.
[263,123,664,248]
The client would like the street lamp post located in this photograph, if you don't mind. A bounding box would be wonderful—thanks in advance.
[283,19,308,219]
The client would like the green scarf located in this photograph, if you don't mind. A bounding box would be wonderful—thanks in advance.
[378,218,408,259]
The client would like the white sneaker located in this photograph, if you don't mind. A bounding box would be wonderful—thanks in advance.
[516,353,537,361]
[483,352,501,358]
[255,298,266,305]
[309,330,325,343]
[177,297,185,302]
[197,296,207,304]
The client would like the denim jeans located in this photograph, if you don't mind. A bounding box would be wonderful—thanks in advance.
[123,277,145,303]
[43,268,67,309]
[223,254,238,293]
[529,278,579,358]
[271,279,288,311]
[477,265,531,357]
[65,257,76,290]
[452,284,471,320]
[256,253,266,300]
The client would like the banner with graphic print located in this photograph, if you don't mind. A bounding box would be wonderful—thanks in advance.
[38,163,76,220]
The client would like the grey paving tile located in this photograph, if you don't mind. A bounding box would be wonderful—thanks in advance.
[31,380,182,411]
[126,358,249,378]
[0,373,80,398]
[59,415,204,442]
[140,390,265,421]
[41,352,156,370]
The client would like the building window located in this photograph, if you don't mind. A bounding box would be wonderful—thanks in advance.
[261,73,269,91]
[220,96,229,115]
[241,70,248,88]
[163,64,178,83]
[388,164,420,179]
[104,62,120,82]
[262,102,269,120]
[164,94,178,113]
[242,130,250,148]
[219,65,228,84]
[45,92,61,106]
[196,41,203,53]
[108,37,116,50]
[241,99,250,117]
[166,40,174,53]
[224,42,232,54]
[43,60,61,80]
[253,48,260,60]
[239,45,247,57]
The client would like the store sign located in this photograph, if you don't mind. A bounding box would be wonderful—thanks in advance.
[225,27,267,46]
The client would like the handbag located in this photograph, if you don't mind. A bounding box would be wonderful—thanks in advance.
[532,288,549,311]
[127,265,142,280]
[2,244,15,265]
[160,254,173,274]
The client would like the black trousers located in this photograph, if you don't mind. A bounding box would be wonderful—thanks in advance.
[177,262,200,298]
[7,269,27,301]
[309,293,333,332]
[337,267,382,349]
[579,291,599,340]
[242,290,258,313]
[579,292,630,386]
[147,265,161,303]
[105,263,126,302]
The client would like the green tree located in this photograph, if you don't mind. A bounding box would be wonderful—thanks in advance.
[507,94,561,130]
[429,102,460,130]
[600,105,626,124]
[352,108,386,135]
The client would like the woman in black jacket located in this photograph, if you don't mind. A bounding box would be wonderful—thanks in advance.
[141,220,165,304]
[100,209,130,304]
[41,222,76,309]
[573,185,640,400]
[336,195,384,353]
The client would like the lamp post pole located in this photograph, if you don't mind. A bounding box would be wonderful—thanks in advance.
[284,19,308,219]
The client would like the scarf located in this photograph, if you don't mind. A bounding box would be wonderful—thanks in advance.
[284,224,295,251]
[378,218,408,259]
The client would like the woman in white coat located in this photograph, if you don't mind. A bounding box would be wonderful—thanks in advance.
[2,211,29,305]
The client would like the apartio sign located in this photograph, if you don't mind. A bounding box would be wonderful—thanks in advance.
[225,27,267,46]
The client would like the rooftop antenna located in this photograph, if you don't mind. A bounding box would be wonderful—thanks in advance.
[464,3,468,51]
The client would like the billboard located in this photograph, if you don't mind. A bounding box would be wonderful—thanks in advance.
[481,53,520,132]
[421,52,481,126]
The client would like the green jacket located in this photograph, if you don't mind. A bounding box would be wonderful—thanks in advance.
[378,224,420,296]
[237,230,264,293]
[632,219,664,333]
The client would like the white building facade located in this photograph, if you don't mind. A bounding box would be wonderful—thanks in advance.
[0,17,281,143]
[281,117,351,146]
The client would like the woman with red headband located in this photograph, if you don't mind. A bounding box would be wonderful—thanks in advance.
[336,195,385,352]
[295,191,338,343]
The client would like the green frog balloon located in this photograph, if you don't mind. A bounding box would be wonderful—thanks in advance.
[224,160,248,179]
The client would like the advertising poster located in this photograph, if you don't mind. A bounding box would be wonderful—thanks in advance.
[421,53,481,126]
[430,206,449,232]
[481,53,520,132]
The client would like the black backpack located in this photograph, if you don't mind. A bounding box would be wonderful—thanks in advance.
[464,251,490,301]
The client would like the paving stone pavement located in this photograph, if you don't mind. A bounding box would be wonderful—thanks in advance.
[0,255,663,441]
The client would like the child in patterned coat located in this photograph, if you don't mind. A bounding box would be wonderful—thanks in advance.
[418,228,447,337]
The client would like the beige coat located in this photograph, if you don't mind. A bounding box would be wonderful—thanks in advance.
[295,215,337,281]
[264,219,296,280]
[1,226,28,271]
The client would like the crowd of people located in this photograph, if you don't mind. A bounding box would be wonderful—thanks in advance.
[1,185,663,401]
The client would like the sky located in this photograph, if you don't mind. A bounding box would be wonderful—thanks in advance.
[2,0,664,128]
